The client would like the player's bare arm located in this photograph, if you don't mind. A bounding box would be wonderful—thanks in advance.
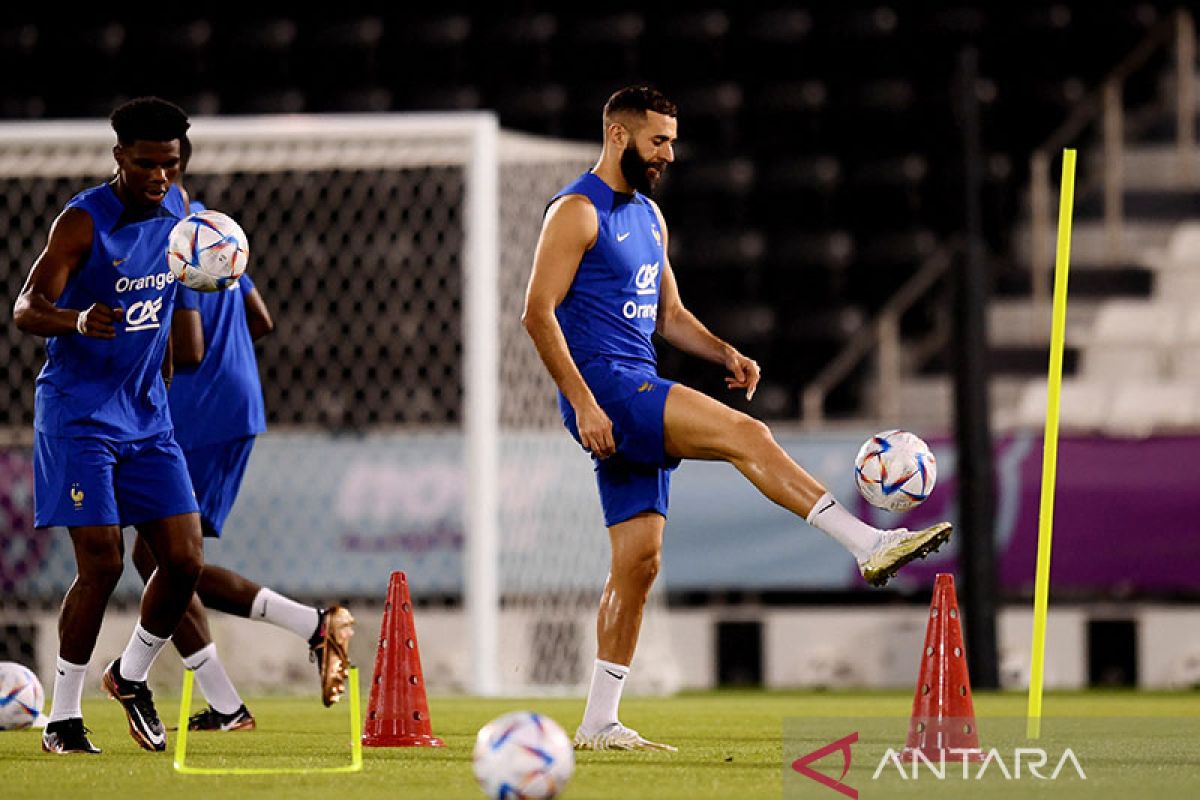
[522,193,617,458]
[13,207,123,338]
[649,201,760,401]
[243,286,275,341]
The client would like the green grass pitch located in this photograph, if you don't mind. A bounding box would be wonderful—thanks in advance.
[2,691,1198,799]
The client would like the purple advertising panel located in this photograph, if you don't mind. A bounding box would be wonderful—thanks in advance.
[883,434,1200,594]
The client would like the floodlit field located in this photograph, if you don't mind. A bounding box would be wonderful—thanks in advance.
[3,690,1198,799]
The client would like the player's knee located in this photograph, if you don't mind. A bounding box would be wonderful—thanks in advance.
[162,545,204,587]
[621,547,661,589]
[730,414,774,456]
[79,553,124,592]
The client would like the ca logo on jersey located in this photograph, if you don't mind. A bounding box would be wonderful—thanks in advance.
[125,297,164,331]
[635,262,660,296]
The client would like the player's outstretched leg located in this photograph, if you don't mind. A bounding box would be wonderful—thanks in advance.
[194,565,356,706]
[663,384,952,587]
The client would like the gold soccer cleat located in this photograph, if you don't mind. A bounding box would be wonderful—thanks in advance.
[309,606,355,706]
[858,523,953,588]
[573,722,677,752]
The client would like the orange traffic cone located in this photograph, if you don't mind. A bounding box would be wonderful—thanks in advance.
[361,571,444,747]
[901,573,984,761]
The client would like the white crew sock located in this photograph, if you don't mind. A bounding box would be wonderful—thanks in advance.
[48,656,88,723]
[182,643,243,715]
[250,588,320,641]
[806,492,881,562]
[579,659,630,735]
[119,622,169,682]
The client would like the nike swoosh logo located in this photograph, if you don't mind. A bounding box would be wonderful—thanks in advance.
[616,232,631,242]
[190,657,209,670]
[57,669,65,676]
[112,257,129,266]
[604,669,625,681]
[814,499,836,517]
[130,704,165,746]
[136,632,154,647]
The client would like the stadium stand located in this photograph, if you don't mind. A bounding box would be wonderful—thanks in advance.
[0,4,1192,425]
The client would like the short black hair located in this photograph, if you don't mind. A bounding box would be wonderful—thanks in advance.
[179,134,193,172]
[110,97,190,145]
[603,85,678,125]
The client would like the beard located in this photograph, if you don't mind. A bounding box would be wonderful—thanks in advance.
[620,144,667,195]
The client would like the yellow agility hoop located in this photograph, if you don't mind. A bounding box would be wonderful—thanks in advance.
[173,665,363,775]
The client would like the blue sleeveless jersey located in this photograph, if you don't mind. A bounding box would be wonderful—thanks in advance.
[552,172,665,367]
[34,183,185,440]
[169,242,267,450]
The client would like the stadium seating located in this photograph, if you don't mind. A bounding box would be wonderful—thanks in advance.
[0,5,1185,420]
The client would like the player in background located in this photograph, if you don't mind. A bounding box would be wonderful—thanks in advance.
[126,144,355,731]
[522,86,953,752]
[13,97,204,754]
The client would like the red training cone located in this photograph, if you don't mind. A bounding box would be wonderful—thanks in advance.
[901,573,984,761]
[361,571,444,747]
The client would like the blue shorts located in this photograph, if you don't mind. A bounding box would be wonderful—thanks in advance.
[183,436,255,538]
[34,429,199,529]
[559,358,681,527]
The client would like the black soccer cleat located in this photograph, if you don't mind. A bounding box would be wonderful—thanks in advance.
[187,704,256,732]
[41,717,101,754]
[102,659,166,751]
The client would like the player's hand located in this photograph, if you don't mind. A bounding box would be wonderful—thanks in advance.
[76,303,123,339]
[575,401,616,459]
[724,350,761,401]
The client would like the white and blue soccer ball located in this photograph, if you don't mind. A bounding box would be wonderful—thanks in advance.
[472,711,574,800]
[854,429,937,513]
[167,209,250,292]
[0,661,44,731]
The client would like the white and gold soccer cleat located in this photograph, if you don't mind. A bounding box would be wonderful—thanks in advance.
[858,522,953,587]
[573,722,677,752]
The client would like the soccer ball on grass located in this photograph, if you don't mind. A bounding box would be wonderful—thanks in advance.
[853,429,937,513]
[472,711,574,799]
[0,661,44,731]
[167,209,250,292]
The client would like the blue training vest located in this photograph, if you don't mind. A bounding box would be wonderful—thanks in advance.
[552,172,665,368]
[34,182,185,440]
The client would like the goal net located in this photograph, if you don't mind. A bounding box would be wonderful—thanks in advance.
[0,114,680,697]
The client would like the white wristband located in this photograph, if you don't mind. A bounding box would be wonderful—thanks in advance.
[75,311,86,335]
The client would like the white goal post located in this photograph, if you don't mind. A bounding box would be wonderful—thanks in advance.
[0,113,679,697]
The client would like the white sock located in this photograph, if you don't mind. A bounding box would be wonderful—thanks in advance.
[250,588,320,641]
[183,643,243,715]
[580,658,629,735]
[119,622,169,682]
[806,492,881,562]
[48,656,87,723]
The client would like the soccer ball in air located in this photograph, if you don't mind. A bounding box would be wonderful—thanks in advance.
[853,429,937,513]
[472,711,575,800]
[167,209,249,292]
[0,661,44,731]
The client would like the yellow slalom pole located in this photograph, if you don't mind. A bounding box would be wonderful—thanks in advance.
[1027,148,1076,740]
[174,666,363,775]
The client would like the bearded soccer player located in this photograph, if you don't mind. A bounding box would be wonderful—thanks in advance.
[13,97,204,754]
[521,86,952,751]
